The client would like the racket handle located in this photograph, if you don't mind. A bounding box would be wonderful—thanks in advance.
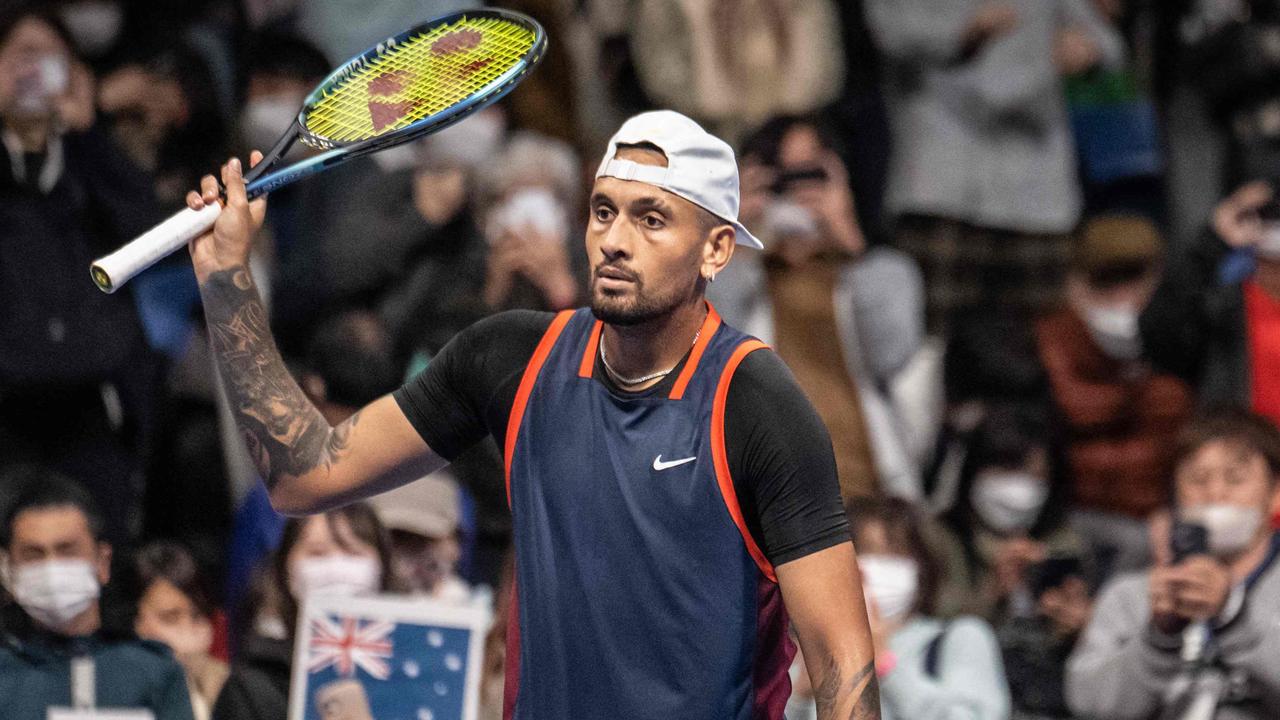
[90,204,223,293]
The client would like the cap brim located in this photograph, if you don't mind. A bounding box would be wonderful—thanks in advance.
[732,221,763,250]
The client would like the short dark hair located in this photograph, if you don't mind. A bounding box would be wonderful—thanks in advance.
[1173,406,1280,480]
[1,466,104,548]
[133,541,215,619]
[846,496,942,617]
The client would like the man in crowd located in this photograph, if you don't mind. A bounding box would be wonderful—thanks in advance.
[370,471,473,603]
[0,467,194,719]
[1037,215,1192,575]
[1067,409,1280,719]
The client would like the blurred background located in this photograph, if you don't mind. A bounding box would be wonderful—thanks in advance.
[5,1,1280,719]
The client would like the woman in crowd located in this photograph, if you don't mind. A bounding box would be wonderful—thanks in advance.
[936,402,1086,621]
[855,495,1010,720]
[132,542,229,720]
[213,503,393,720]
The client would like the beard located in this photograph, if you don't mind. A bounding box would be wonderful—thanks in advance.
[589,265,693,326]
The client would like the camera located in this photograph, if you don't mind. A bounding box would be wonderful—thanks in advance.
[1170,520,1209,563]
[769,166,828,196]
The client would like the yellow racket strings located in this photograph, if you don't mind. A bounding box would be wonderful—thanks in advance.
[304,16,535,144]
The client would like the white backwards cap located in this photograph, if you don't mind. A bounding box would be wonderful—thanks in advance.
[595,110,762,249]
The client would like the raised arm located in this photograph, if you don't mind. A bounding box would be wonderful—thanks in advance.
[778,543,880,720]
[188,155,446,515]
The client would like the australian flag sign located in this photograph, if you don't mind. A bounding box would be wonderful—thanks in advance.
[288,594,491,720]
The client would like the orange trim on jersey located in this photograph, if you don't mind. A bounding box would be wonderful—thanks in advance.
[711,338,776,582]
[668,303,723,400]
[504,310,574,507]
[578,320,604,378]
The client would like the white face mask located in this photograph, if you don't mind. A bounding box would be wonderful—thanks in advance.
[289,554,382,600]
[1180,504,1266,558]
[971,471,1050,534]
[1081,304,1142,360]
[858,554,919,623]
[241,95,301,154]
[9,558,100,631]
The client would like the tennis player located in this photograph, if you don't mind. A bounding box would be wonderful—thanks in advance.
[187,110,879,719]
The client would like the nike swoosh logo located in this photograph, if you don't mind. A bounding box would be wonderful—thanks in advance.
[653,455,697,471]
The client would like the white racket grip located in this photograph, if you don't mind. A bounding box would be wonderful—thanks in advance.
[90,204,223,293]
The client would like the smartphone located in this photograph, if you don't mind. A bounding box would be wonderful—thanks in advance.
[771,167,828,195]
[1170,520,1209,563]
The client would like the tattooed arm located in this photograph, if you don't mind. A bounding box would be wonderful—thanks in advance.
[777,543,881,720]
[189,156,445,514]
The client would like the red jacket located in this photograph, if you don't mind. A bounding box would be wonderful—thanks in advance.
[1036,309,1193,518]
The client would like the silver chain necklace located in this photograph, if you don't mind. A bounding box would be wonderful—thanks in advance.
[600,328,702,386]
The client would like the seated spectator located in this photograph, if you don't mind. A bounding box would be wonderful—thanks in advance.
[1067,408,1280,719]
[854,496,1010,720]
[999,553,1096,720]
[214,504,392,720]
[475,131,585,313]
[937,403,1085,621]
[926,312,1051,515]
[0,468,193,719]
[368,471,473,604]
[1038,215,1193,575]
[1144,181,1280,431]
[132,541,229,720]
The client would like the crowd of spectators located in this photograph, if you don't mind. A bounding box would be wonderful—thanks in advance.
[4,0,1280,718]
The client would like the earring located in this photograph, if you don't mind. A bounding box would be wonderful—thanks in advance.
[706,270,716,283]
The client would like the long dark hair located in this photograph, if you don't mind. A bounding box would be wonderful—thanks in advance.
[240,503,392,644]
[944,402,1071,573]
[847,496,942,617]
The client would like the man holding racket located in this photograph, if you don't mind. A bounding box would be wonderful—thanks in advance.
[188,110,879,719]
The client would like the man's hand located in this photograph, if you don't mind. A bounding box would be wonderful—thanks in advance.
[1150,556,1233,632]
[483,227,577,310]
[786,151,865,256]
[54,61,95,132]
[1212,181,1274,249]
[186,153,269,284]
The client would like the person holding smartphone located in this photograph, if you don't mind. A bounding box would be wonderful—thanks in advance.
[1145,180,1280,431]
[1066,408,1280,720]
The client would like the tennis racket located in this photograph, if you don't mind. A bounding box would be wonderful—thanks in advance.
[91,8,546,293]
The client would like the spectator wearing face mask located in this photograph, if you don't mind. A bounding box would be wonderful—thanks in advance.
[1067,408,1280,720]
[1037,215,1193,576]
[0,468,194,720]
[1144,181,1280,432]
[851,496,1010,720]
[369,472,473,604]
[711,114,942,502]
[214,504,391,720]
[0,6,161,547]
[132,542,229,720]
[475,131,585,314]
[936,403,1085,622]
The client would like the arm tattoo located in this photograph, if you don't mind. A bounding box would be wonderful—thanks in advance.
[202,266,349,486]
[814,656,880,720]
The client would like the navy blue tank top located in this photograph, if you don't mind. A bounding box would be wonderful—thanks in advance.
[500,305,794,720]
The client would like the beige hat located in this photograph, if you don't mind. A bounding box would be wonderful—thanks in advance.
[369,472,460,539]
[1074,215,1162,275]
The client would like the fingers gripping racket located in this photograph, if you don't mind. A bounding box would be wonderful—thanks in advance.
[91,9,545,293]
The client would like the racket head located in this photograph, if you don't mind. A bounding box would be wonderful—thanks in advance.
[295,9,545,152]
